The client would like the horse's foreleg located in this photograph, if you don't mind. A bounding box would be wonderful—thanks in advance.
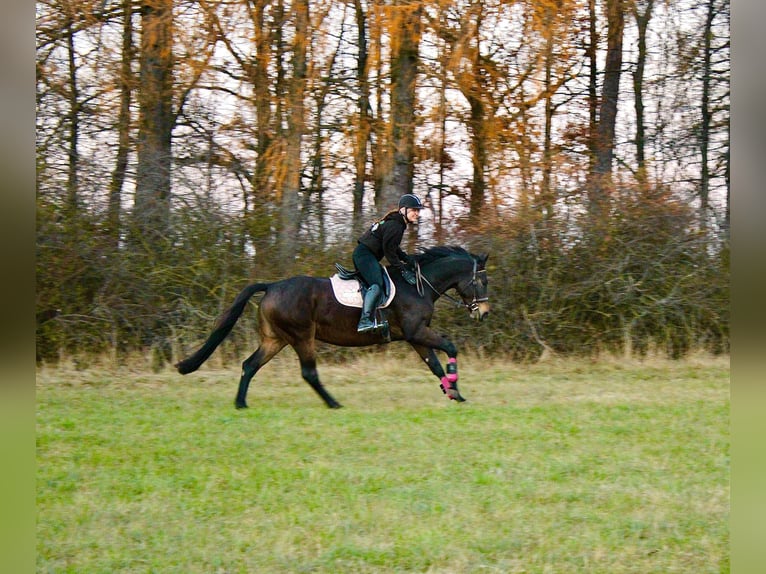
[293,341,342,409]
[408,337,465,402]
[410,344,446,378]
[235,339,285,409]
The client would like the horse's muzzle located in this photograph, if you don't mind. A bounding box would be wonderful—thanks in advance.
[472,301,491,321]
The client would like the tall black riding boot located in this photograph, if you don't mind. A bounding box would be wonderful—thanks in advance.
[357,284,382,333]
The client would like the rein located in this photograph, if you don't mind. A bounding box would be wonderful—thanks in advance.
[414,258,488,312]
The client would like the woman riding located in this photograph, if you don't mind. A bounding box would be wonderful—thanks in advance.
[353,193,425,333]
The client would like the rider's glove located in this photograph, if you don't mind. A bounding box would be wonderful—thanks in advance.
[401,267,417,285]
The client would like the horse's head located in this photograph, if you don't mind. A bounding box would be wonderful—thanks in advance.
[455,252,491,321]
[412,246,491,320]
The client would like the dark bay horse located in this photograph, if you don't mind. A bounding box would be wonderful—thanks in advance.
[176,246,490,408]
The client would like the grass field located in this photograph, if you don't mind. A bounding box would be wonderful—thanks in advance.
[36,354,729,573]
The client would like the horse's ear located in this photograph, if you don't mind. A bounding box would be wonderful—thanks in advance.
[479,253,489,265]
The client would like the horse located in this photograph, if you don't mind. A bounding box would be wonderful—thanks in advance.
[175,245,490,408]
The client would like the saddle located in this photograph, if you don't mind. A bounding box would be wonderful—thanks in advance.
[329,264,396,309]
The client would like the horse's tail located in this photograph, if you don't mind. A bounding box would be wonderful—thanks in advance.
[175,282,271,375]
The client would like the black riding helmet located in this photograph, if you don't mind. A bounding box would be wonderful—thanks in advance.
[398,194,425,210]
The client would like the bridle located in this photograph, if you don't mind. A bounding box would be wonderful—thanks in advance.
[414,258,489,313]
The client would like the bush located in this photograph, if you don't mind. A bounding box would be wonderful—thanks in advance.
[36,184,729,366]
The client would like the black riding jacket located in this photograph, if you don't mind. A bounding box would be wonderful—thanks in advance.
[357,212,409,269]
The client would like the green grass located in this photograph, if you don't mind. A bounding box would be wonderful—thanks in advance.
[37,354,729,573]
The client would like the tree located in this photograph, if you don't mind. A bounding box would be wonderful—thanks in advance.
[64,11,80,218]
[107,0,135,249]
[586,0,598,174]
[531,0,580,222]
[380,0,421,210]
[278,0,309,265]
[426,0,508,224]
[662,0,729,238]
[353,0,373,232]
[589,0,626,217]
[699,0,730,238]
[133,0,175,245]
[456,1,490,223]
[631,0,654,186]
[34,0,730,362]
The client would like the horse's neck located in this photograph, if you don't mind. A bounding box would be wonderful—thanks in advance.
[424,258,465,294]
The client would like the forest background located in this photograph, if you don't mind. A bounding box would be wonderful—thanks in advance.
[35,0,729,368]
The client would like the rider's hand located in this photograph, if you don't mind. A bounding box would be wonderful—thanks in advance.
[401,267,417,285]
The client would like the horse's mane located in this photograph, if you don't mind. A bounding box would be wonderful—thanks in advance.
[411,245,474,267]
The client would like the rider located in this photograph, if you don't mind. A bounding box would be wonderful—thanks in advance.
[353,193,424,333]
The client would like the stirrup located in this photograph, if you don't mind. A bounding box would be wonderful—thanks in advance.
[357,317,376,333]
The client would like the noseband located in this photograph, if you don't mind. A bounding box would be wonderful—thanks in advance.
[414,258,488,312]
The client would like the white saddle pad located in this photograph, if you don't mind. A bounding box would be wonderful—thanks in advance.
[329,267,396,309]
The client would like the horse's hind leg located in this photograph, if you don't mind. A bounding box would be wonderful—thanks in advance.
[235,338,285,409]
[293,341,342,409]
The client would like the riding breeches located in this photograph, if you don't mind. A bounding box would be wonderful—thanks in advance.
[353,243,385,290]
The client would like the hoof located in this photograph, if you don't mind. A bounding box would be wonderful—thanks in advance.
[235,401,248,409]
[328,403,343,409]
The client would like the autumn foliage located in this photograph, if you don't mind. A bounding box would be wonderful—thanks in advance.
[36,0,729,366]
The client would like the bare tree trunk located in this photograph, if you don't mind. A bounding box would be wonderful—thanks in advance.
[65,18,79,218]
[517,85,532,219]
[589,0,625,217]
[370,2,386,207]
[252,0,272,186]
[587,0,598,175]
[632,0,653,186]
[467,93,487,222]
[306,9,345,247]
[439,1,490,224]
[699,0,714,225]
[248,0,275,253]
[134,0,174,244]
[353,0,371,234]
[380,1,420,210]
[541,8,555,222]
[274,0,286,135]
[108,0,134,248]
[466,3,487,223]
[436,32,448,242]
[279,0,308,266]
